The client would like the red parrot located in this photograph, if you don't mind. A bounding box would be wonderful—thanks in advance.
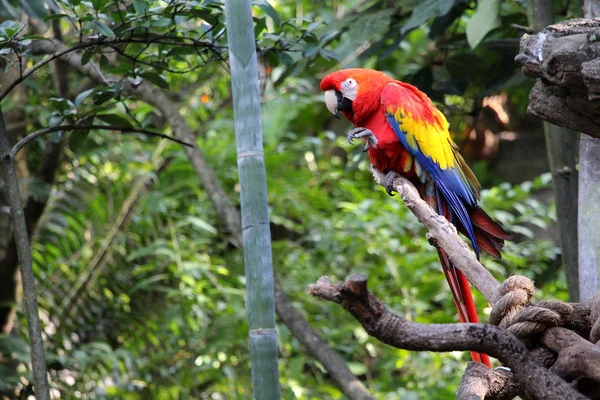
[320,68,510,367]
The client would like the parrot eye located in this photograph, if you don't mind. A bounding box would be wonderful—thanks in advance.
[344,78,357,88]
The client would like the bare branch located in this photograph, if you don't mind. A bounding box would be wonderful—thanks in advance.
[12,124,192,156]
[0,107,51,400]
[542,327,600,382]
[308,274,587,400]
[371,170,501,304]
[0,41,91,101]
[457,363,517,400]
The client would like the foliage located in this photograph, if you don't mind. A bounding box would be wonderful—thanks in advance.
[0,0,572,398]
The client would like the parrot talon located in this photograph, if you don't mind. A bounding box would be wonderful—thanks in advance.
[347,127,378,150]
[384,171,399,196]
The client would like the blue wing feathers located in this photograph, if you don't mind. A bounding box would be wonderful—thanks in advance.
[385,114,480,258]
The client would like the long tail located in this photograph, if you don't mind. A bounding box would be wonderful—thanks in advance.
[437,248,491,367]
[436,202,511,368]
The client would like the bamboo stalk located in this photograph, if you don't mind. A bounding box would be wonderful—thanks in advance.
[224,1,281,399]
[0,106,50,399]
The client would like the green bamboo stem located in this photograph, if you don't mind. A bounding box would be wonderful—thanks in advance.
[224,1,281,399]
[528,0,580,301]
[0,106,51,399]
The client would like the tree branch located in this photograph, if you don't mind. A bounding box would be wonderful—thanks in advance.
[308,274,587,400]
[12,124,192,156]
[457,362,516,400]
[514,18,600,137]
[371,169,501,304]
[0,107,51,399]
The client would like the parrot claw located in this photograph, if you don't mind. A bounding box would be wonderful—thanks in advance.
[347,127,378,151]
[384,171,399,196]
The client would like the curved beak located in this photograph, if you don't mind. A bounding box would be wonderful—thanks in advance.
[324,90,340,119]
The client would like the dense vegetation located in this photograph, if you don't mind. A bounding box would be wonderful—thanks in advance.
[0,0,580,398]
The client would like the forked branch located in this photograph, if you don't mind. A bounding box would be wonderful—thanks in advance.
[308,275,586,400]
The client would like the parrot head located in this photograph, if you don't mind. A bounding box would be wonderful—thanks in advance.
[320,68,393,124]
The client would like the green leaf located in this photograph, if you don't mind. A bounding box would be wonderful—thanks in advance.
[80,50,93,66]
[91,0,109,11]
[88,20,116,39]
[131,273,170,292]
[95,114,133,128]
[74,88,95,106]
[278,52,294,66]
[140,71,168,89]
[466,0,501,49]
[182,216,217,234]
[319,29,339,45]
[347,362,367,376]
[254,0,280,27]
[401,0,457,34]
[68,116,94,151]
[133,0,148,15]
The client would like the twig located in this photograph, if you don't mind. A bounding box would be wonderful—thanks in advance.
[2,36,225,101]
[0,41,91,101]
[12,124,193,156]
[0,107,50,399]
[308,274,587,400]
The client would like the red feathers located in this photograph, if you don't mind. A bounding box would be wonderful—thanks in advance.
[321,69,511,368]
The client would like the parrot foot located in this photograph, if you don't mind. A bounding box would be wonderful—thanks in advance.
[347,127,378,152]
[384,171,399,196]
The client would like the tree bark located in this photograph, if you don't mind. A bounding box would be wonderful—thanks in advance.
[0,108,50,400]
[527,0,580,301]
[578,1,600,302]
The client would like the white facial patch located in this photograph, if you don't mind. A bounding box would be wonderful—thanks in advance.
[341,78,358,101]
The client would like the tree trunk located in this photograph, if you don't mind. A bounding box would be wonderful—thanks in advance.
[527,0,580,301]
[578,0,600,302]
[224,1,281,398]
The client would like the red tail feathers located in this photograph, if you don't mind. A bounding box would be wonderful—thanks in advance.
[469,207,512,259]
[438,206,509,367]
[437,249,491,367]
[433,197,509,367]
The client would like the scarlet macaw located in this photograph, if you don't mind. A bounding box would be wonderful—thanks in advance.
[321,68,510,367]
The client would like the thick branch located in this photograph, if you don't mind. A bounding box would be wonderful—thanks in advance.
[308,275,586,400]
[515,18,600,136]
[457,362,516,400]
[542,327,600,382]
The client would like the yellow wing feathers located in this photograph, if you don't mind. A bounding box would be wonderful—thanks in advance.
[388,106,456,170]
